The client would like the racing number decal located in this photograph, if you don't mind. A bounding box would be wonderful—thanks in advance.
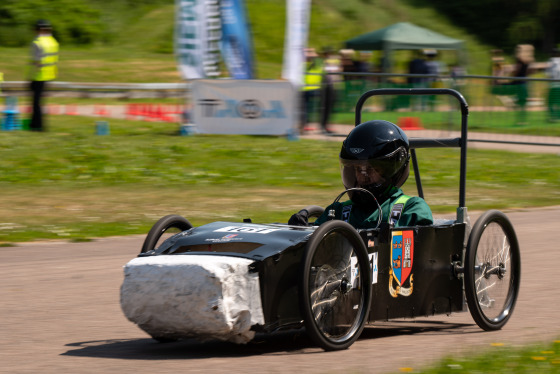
[214,226,280,234]
[370,252,378,284]
[389,230,414,297]
[350,252,377,288]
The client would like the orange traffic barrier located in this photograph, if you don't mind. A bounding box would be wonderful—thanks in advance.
[398,116,424,130]
[65,104,78,115]
[94,104,109,117]
[47,104,60,115]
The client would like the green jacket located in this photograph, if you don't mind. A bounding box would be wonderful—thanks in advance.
[315,187,433,228]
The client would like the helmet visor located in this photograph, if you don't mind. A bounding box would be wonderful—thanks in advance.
[340,159,387,190]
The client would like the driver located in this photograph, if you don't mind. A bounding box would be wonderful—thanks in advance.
[290,120,433,228]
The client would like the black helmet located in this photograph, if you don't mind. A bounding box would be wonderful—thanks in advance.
[35,19,52,30]
[340,120,410,202]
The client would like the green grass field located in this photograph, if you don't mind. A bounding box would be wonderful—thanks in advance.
[410,339,560,373]
[0,114,558,243]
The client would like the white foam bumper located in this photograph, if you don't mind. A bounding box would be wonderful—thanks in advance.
[120,255,264,344]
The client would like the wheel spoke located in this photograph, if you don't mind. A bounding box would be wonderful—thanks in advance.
[300,220,371,350]
[465,211,520,331]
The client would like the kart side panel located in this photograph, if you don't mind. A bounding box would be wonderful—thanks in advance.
[363,223,466,321]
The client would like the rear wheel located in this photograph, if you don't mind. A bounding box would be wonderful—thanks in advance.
[299,220,372,350]
[464,210,520,330]
[141,215,193,253]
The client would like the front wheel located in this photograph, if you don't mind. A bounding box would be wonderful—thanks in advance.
[141,215,193,253]
[299,220,372,351]
[464,210,521,330]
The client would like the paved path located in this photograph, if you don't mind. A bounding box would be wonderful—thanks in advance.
[1,207,559,373]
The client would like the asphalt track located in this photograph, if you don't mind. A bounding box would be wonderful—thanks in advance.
[1,121,558,373]
[1,206,559,374]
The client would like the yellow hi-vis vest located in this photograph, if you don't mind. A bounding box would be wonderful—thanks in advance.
[32,35,59,81]
[303,62,323,91]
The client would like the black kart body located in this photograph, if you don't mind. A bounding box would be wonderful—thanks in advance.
[140,219,466,331]
[126,89,520,351]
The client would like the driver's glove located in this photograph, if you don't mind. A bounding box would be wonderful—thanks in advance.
[288,209,309,226]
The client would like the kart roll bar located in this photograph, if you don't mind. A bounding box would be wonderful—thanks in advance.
[354,88,469,217]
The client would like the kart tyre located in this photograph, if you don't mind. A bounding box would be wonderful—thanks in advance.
[464,210,520,331]
[299,220,372,351]
[141,214,193,253]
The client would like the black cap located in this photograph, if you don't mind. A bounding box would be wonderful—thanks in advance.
[36,19,52,30]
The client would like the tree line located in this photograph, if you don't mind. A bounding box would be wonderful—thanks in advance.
[408,0,560,56]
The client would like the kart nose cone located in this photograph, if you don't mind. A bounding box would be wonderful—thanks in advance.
[120,255,264,343]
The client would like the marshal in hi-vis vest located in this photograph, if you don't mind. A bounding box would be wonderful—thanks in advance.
[32,35,59,81]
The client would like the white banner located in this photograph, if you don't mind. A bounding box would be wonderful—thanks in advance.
[191,80,297,135]
[281,0,312,87]
[175,0,222,80]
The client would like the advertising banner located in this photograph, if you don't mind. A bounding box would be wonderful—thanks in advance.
[191,80,297,135]
[220,0,254,79]
[281,0,312,86]
[175,0,222,80]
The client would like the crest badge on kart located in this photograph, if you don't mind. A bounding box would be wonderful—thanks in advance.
[349,148,364,154]
[389,230,414,297]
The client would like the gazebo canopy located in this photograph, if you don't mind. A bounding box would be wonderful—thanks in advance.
[346,22,464,51]
[345,22,465,71]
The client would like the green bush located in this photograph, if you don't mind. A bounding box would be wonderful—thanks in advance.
[0,0,104,46]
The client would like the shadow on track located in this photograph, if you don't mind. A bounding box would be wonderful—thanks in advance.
[62,320,474,360]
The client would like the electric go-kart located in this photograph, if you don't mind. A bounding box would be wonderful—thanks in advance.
[120,88,521,351]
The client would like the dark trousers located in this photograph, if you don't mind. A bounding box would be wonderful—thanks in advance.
[30,80,46,131]
[319,82,335,131]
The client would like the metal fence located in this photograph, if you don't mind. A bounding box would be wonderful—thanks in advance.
[316,72,560,124]
[305,72,560,150]
[1,75,559,149]
[0,81,189,99]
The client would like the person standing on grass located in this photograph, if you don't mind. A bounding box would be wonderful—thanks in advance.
[29,19,59,132]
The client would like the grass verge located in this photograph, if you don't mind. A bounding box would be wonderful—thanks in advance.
[0,114,558,243]
[408,338,560,373]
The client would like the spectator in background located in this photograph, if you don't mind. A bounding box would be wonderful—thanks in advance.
[424,49,446,87]
[408,50,429,110]
[340,49,357,81]
[511,44,533,83]
[354,52,372,74]
[450,63,467,91]
[509,44,534,124]
[408,50,428,86]
[547,48,560,121]
[491,49,506,85]
[29,19,59,132]
[547,48,560,81]
[301,48,323,131]
[423,49,445,110]
[319,47,339,134]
